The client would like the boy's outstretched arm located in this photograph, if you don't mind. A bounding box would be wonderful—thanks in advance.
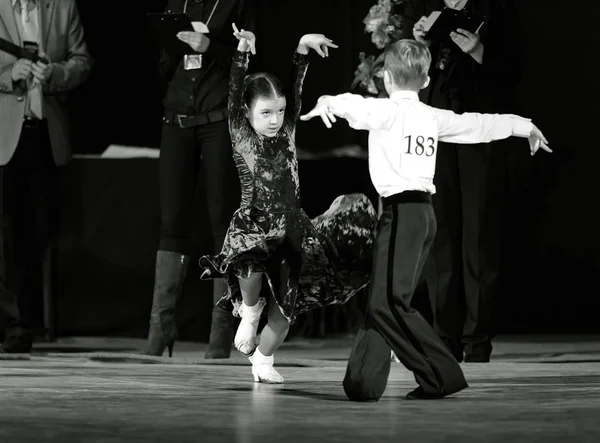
[300,93,398,131]
[437,109,551,155]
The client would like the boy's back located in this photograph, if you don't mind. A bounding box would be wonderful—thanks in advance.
[366,91,440,197]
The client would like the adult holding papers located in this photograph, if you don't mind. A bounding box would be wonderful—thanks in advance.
[144,0,254,359]
[401,0,521,363]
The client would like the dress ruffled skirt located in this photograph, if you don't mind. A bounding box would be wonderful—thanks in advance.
[199,193,377,324]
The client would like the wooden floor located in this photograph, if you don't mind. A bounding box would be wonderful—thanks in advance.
[1,335,600,443]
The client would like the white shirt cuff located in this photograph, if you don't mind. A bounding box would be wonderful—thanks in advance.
[511,117,534,138]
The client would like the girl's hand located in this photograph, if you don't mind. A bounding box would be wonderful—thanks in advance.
[297,34,338,58]
[232,23,256,54]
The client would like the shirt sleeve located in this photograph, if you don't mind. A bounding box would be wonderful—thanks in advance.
[327,93,398,131]
[436,108,533,144]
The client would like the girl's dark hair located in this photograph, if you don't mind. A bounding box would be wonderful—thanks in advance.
[243,72,285,108]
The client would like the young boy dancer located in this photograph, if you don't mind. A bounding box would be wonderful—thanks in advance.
[300,39,551,401]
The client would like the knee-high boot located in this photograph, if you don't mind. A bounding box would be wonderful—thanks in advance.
[205,278,235,359]
[144,251,190,357]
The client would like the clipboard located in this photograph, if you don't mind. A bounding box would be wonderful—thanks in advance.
[423,8,485,42]
[147,13,195,56]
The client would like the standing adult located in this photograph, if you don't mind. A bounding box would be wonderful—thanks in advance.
[402,0,520,362]
[0,0,93,353]
[145,0,254,358]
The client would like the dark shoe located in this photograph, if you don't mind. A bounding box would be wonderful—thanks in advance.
[464,353,491,363]
[144,251,190,357]
[464,342,492,363]
[406,379,468,400]
[205,306,235,359]
[405,387,445,400]
[0,333,34,353]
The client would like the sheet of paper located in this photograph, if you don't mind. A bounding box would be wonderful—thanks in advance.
[422,11,441,32]
[99,145,160,159]
[192,21,209,33]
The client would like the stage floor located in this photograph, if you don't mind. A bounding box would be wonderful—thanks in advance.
[1,334,600,443]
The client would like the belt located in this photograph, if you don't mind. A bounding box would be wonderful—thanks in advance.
[382,190,431,206]
[163,109,227,128]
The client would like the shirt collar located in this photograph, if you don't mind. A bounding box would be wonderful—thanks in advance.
[389,90,420,101]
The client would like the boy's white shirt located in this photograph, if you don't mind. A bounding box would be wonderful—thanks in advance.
[326,91,534,197]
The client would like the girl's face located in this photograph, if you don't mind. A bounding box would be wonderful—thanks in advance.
[245,96,287,138]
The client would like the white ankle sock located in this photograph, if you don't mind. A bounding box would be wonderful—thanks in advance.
[244,301,262,312]
[252,348,273,362]
[242,298,265,317]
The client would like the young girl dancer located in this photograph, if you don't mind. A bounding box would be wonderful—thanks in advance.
[199,26,377,383]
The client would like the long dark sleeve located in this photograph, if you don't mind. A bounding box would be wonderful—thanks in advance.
[228,48,254,208]
[158,47,180,85]
[228,50,250,135]
[286,51,310,122]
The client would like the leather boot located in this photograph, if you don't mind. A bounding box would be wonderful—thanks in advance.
[144,251,190,357]
[205,278,235,359]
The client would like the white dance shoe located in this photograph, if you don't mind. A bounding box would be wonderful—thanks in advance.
[391,350,400,363]
[234,298,266,355]
[249,349,284,384]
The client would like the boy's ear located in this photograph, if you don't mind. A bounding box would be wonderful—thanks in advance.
[383,69,391,87]
[421,75,430,89]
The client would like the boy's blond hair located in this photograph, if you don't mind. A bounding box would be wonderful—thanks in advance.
[383,39,432,89]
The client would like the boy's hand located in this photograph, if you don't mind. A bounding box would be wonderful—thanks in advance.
[232,23,256,54]
[297,34,338,58]
[299,96,337,128]
[528,125,551,156]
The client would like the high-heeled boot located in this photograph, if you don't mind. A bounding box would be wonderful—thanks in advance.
[144,251,190,357]
[205,278,236,359]
[249,348,284,384]
[235,298,266,356]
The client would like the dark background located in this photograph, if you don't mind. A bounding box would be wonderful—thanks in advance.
[53,0,600,340]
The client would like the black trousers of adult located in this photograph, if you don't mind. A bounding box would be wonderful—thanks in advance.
[424,142,504,356]
[158,117,240,301]
[343,192,468,401]
[0,121,58,339]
